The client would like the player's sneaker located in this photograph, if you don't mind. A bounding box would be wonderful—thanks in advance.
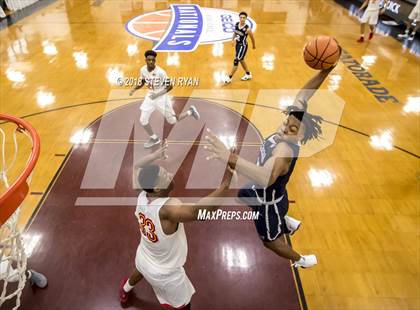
[292,255,317,269]
[241,73,252,81]
[28,269,48,288]
[368,32,374,40]
[357,36,364,43]
[119,276,130,305]
[189,106,200,120]
[284,215,301,236]
[144,136,161,149]
[398,33,409,39]
[408,33,415,41]
[223,76,232,84]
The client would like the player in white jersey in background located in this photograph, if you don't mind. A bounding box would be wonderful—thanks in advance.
[398,0,420,41]
[119,140,234,309]
[129,50,200,149]
[357,0,389,42]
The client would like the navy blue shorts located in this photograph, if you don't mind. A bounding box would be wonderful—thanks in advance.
[235,43,248,61]
[238,186,290,242]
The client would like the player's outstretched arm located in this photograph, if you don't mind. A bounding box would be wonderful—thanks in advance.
[204,129,293,187]
[134,140,167,169]
[161,167,234,222]
[133,140,168,187]
[293,62,338,110]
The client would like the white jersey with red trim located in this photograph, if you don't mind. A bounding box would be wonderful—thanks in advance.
[135,191,188,271]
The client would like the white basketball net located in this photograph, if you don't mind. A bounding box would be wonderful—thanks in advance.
[0,125,34,309]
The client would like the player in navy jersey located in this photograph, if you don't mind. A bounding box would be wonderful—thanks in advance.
[224,12,256,84]
[206,61,340,268]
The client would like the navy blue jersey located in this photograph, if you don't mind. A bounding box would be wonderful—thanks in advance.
[253,133,300,202]
[237,133,300,241]
[234,22,249,45]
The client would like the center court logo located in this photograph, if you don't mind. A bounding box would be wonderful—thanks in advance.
[125,4,257,52]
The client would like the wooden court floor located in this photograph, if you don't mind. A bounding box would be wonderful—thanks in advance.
[1,0,419,309]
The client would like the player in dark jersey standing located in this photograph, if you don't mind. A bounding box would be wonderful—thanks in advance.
[224,12,256,84]
[206,61,340,268]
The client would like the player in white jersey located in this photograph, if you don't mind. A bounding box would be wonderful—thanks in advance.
[398,1,420,41]
[119,141,234,309]
[129,50,200,149]
[357,0,389,42]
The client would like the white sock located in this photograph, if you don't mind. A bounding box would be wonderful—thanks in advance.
[360,34,364,37]
[151,134,158,139]
[405,29,410,34]
[123,280,134,293]
[187,110,192,116]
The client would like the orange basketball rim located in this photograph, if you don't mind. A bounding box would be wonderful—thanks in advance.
[0,114,40,225]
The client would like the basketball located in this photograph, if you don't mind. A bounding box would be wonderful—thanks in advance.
[303,36,340,70]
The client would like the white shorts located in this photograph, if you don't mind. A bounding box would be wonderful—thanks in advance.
[139,94,177,125]
[135,255,195,308]
[361,10,379,25]
[409,7,420,22]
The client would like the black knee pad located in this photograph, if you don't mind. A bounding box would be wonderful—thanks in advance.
[234,59,239,66]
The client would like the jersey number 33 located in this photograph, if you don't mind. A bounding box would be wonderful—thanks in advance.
[138,212,159,243]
